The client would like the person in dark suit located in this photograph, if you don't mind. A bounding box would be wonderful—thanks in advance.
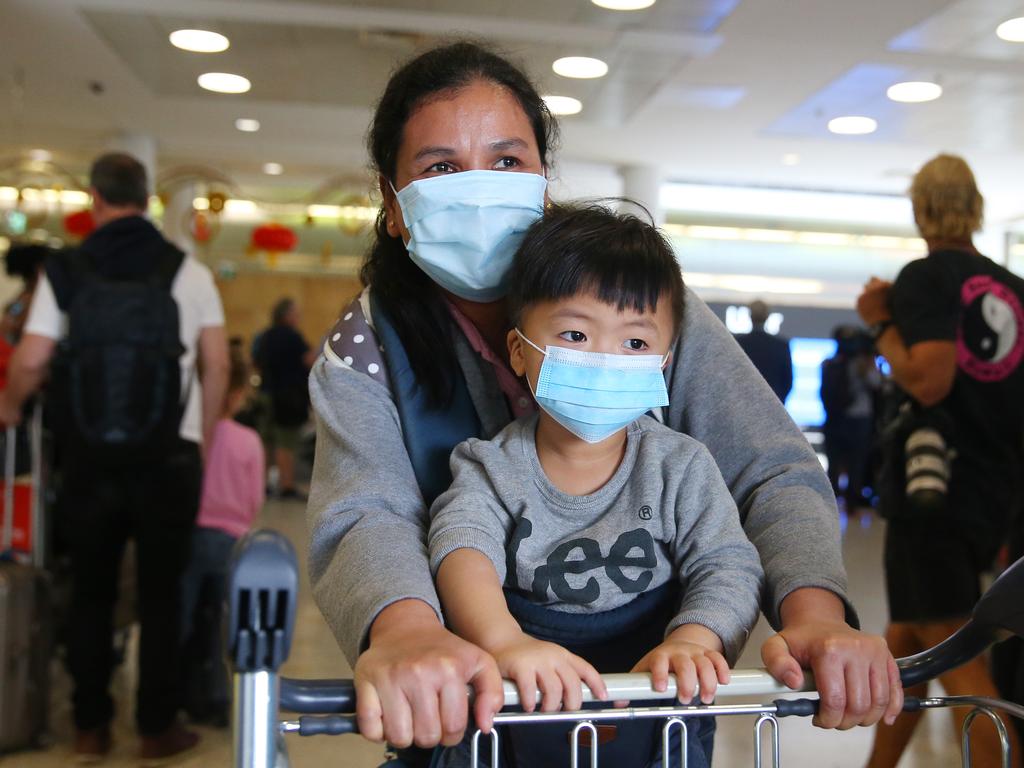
[734,300,793,403]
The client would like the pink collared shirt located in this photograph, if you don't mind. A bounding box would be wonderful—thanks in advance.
[445,300,537,419]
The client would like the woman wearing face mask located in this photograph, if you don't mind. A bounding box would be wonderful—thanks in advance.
[307,42,902,762]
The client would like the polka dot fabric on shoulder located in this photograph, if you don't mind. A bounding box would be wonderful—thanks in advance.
[323,294,389,384]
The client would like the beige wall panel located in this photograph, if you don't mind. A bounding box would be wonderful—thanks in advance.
[215,272,363,351]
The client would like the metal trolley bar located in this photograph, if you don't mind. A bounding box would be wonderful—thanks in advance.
[227,530,1024,768]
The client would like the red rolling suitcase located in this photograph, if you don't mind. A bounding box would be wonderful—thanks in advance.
[0,411,52,753]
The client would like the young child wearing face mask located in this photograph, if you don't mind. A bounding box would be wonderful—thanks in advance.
[426,203,764,767]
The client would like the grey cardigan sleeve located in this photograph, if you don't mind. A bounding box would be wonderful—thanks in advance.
[667,444,764,665]
[666,289,854,629]
[427,440,516,581]
[306,351,441,665]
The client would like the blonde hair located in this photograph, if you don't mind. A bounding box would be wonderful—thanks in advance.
[909,154,983,241]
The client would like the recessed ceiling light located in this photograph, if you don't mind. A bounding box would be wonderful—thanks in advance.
[27,149,52,163]
[170,29,230,53]
[996,17,1024,41]
[591,0,656,9]
[235,118,261,132]
[542,95,583,116]
[263,162,284,176]
[198,72,251,94]
[552,56,609,79]
[827,115,877,135]
[886,81,942,103]
[781,153,800,166]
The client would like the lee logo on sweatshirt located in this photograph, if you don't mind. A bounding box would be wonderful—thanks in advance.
[507,519,658,606]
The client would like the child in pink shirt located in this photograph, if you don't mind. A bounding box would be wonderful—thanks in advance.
[180,354,265,725]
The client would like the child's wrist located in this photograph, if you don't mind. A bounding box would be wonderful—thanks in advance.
[665,623,724,653]
[475,624,527,656]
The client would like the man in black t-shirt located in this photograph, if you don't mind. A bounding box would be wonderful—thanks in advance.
[858,154,1022,768]
[256,297,316,499]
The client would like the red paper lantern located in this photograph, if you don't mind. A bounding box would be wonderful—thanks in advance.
[63,209,96,238]
[250,223,297,252]
[191,211,213,244]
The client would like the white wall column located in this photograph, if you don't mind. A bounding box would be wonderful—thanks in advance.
[162,182,196,255]
[620,165,665,225]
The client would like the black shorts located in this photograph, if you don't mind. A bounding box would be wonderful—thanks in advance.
[884,517,987,623]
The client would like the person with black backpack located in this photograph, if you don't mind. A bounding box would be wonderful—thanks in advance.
[0,152,229,763]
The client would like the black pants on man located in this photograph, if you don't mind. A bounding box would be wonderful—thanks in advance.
[64,440,201,735]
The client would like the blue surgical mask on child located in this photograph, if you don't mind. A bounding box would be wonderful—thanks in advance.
[516,330,670,444]
[391,170,548,302]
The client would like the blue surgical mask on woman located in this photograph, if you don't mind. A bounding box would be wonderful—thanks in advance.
[392,170,547,302]
[516,330,670,444]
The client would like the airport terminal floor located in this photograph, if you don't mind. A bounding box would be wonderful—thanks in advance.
[1,499,965,768]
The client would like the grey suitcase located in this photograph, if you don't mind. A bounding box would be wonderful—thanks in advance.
[0,561,50,751]
[0,415,51,753]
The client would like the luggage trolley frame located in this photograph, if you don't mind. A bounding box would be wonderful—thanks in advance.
[226,530,1024,768]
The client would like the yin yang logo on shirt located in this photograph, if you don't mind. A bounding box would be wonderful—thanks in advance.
[958,275,1024,382]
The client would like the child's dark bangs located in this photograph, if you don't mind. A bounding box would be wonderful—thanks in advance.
[584,267,665,316]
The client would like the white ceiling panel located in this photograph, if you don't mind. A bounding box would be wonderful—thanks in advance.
[3,0,1024,224]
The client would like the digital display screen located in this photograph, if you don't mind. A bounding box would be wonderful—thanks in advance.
[785,337,838,428]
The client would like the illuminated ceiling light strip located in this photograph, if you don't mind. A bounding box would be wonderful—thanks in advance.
[795,231,854,247]
[668,223,923,251]
[744,228,797,243]
[683,271,825,295]
[0,188,91,206]
[307,204,342,218]
[263,162,284,175]
[591,0,656,9]
[886,81,942,103]
[308,204,379,221]
[552,56,609,79]
[170,29,230,53]
[684,225,742,240]
[827,115,878,135]
[198,72,251,94]
[996,17,1024,42]
[235,118,260,132]
[542,95,582,115]
[661,182,911,227]
[223,199,260,219]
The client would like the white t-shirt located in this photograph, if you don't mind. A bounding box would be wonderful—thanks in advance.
[24,257,225,444]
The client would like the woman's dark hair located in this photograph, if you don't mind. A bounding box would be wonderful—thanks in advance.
[506,202,686,331]
[361,41,558,406]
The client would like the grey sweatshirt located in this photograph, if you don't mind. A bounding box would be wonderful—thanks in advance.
[428,415,764,663]
[308,288,850,665]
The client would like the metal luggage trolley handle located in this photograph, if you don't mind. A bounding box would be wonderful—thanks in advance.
[227,530,1024,768]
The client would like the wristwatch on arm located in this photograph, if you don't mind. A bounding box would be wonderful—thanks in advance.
[869,319,894,343]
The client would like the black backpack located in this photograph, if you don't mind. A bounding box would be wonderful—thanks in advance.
[50,245,186,464]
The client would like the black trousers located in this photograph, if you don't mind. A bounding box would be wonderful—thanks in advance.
[64,440,201,735]
[824,415,874,508]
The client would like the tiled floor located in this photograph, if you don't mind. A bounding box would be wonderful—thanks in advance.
[1,503,973,767]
